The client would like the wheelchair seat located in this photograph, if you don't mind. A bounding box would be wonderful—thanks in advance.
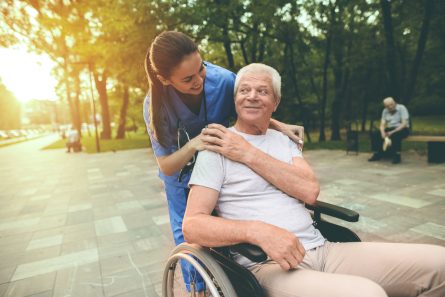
[162,201,360,297]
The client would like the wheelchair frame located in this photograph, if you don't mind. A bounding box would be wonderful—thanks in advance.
[162,201,360,297]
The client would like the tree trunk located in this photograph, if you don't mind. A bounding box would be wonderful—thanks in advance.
[286,41,311,143]
[93,69,112,139]
[240,40,249,65]
[222,25,235,70]
[63,56,81,136]
[404,0,433,103]
[250,23,258,62]
[319,4,335,142]
[73,72,82,137]
[116,84,129,139]
[380,0,400,99]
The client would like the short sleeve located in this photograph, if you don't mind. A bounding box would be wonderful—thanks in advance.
[400,105,409,121]
[143,95,170,157]
[381,109,387,122]
[189,150,225,192]
[289,137,303,158]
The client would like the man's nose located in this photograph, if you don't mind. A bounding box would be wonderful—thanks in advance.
[246,90,259,100]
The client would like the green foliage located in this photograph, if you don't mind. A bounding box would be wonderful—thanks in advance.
[1,0,443,140]
[43,130,151,153]
[0,79,21,129]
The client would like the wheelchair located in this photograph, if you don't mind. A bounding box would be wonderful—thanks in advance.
[162,201,360,297]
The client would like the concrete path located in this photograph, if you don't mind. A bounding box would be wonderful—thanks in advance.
[0,135,444,297]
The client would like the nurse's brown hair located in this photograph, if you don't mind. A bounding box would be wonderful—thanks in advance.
[145,31,198,147]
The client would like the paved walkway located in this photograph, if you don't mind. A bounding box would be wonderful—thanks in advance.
[0,135,444,297]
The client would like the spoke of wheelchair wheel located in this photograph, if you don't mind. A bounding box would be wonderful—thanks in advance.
[169,252,225,297]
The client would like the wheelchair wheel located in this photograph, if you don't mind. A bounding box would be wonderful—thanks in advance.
[163,243,237,297]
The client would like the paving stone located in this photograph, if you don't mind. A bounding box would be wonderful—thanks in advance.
[53,263,103,297]
[0,266,15,285]
[94,217,128,237]
[3,272,55,297]
[25,290,53,297]
[12,249,98,281]
[1,136,443,297]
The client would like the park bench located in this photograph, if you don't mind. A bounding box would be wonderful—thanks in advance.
[406,135,445,163]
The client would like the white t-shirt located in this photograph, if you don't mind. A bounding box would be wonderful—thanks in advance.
[381,104,410,128]
[189,127,325,266]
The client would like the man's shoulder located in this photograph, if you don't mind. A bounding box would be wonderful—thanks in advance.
[197,149,223,162]
[266,128,291,142]
[397,104,408,111]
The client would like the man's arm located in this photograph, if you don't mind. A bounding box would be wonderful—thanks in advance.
[182,185,306,271]
[380,119,387,138]
[202,124,319,204]
[387,119,408,136]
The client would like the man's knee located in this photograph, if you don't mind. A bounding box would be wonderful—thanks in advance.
[419,245,445,280]
[352,277,388,297]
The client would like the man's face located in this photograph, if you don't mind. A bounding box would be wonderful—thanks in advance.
[384,101,396,112]
[234,72,278,125]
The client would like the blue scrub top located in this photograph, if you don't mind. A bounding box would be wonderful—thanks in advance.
[143,62,236,187]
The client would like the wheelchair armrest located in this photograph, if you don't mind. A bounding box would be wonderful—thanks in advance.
[224,201,359,264]
[306,201,359,222]
[231,243,268,263]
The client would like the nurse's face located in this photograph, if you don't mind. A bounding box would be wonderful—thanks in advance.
[159,52,206,96]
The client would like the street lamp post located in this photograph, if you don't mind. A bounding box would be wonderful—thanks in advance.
[87,62,100,153]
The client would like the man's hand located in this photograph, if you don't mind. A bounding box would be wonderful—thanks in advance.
[252,222,306,271]
[201,124,254,163]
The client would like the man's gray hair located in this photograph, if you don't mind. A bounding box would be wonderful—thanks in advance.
[383,97,395,104]
[234,63,281,101]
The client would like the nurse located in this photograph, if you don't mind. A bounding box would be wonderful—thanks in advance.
[143,31,303,292]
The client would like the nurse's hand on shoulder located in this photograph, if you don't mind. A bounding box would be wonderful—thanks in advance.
[281,124,305,150]
[188,133,207,152]
[201,124,252,163]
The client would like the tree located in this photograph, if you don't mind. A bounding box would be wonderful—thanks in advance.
[0,79,21,129]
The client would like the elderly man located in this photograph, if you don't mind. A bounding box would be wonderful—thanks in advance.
[368,97,410,164]
[183,63,445,297]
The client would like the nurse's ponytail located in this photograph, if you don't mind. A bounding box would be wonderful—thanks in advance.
[145,31,198,147]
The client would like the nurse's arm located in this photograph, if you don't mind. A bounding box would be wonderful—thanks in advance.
[269,118,304,147]
[156,133,205,176]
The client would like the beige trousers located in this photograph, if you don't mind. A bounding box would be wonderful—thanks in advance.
[250,242,445,297]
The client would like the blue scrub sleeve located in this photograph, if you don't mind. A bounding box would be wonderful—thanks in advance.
[143,96,171,157]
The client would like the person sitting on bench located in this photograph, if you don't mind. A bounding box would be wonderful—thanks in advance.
[183,63,445,297]
[66,127,81,153]
[368,97,410,164]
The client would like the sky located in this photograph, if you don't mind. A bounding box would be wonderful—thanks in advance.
[0,47,58,103]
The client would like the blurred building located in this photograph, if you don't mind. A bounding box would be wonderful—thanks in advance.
[22,99,69,128]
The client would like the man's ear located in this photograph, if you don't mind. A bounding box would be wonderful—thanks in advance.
[157,74,170,86]
[274,98,281,112]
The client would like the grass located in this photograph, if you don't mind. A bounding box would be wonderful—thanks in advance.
[410,115,445,135]
[0,138,31,148]
[40,115,443,154]
[43,131,151,153]
[0,134,47,148]
[302,115,445,154]
[304,132,428,155]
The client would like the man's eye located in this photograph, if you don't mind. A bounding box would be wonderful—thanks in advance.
[258,89,268,95]
[240,88,249,94]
